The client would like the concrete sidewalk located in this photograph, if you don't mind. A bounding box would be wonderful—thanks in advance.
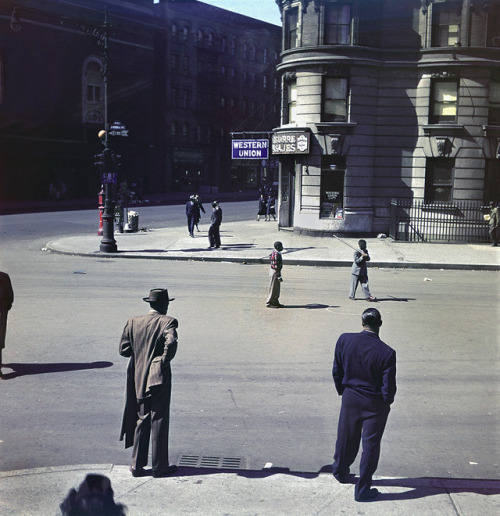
[45,218,500,270]
[1,464,499,515]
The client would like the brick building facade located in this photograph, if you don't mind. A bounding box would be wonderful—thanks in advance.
[0,0,280,201]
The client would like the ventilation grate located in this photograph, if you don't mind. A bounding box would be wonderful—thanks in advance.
[177,454,244,470]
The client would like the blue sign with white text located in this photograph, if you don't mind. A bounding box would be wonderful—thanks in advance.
[232,139,269,160]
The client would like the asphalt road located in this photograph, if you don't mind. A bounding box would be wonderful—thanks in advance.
[0,202,498,481]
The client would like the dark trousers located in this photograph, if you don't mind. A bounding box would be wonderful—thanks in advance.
[209,225,221,247]
[489,226,498,245]
[132,387,171,474]
[187,216,195,236]
[332,388,390,498]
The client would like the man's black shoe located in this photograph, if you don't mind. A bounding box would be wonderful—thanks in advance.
[333,472,355,484]
[152,465,178,478]
[355,488,379,502]
[130,467,148,478]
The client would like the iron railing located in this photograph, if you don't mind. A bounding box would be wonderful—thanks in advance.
[389,199,490,242]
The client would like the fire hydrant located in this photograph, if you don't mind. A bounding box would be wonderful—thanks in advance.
[98,188,104,236]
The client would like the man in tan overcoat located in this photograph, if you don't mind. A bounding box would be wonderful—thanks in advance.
[0,271,14,377]
[119,288,178,478]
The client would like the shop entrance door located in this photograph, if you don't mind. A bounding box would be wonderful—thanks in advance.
[279,157,295,228]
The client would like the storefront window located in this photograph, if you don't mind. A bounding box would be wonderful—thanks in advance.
[321,157,345,218]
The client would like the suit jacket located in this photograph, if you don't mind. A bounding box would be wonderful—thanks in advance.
[211,207,222,226]
[332,330,396,405]
[119,310,178,447]
[351,249,370,277]
[0,272,14,312]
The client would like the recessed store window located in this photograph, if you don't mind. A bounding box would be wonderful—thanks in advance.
[323,77,348,122]
[321,157,345,218]
[425,159,454,202]
[431,2,460,47]
[324,3,351,45]
[430,80,458,124]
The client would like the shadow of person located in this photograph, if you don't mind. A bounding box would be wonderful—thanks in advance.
[0,361,113,380]
[376,296,416,302]
[282,304,339,309]
[372,477,500,501]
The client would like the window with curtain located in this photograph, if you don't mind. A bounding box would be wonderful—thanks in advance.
[285,7,299,49]
[286,80,297,123]
[324,4,351,45]
[323,77,348,122]
[430,80,458,123]
[425,159,454,202]
[431,2,460,47]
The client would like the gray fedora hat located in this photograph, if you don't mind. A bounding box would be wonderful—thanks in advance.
[143,288,175,303]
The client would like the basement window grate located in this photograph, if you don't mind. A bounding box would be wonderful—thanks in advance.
[177,454,244,470]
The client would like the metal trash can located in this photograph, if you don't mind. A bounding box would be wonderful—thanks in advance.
[126,210,139,232]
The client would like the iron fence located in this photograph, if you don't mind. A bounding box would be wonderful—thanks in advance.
[389,199,490,242]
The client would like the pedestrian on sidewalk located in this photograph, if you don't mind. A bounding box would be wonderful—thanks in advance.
[208,200,222,248]
[119,288,178,478]
[193,194,205,231]
[487,201,499,246]
[332,308,396,502]
[0,271,14,377]
[257,193,267,221]
[266,241,284,308]
[266,189,276,221]
[349,240,376,301]
[186,195,197,237]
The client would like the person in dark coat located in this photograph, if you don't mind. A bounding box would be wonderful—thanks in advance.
[488,201,499,246]
[266,241,284,308]
[193,194,206,231]
[208,200,222,248]
[266,190,276,221]
[0,271,14,376]
[349,239,376,301]
[257,194,267,221]
[119,288,178,478]
[185,195,197,237]
[332,308,396,502]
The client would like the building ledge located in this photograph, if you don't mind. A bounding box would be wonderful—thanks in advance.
[423,124,464,136]
[315,122,357,134]
[482,125,500,137]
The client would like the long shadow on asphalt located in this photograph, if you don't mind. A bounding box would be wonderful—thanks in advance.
[0,361,113,380]
[280,304,339,309]
[161,466,500,501]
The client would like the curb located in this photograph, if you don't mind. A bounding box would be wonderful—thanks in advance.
[44,243,500,271]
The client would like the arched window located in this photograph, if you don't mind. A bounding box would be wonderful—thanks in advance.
[171,121,177,139]
[82,57,104,124]
[171,23,177,38]
[250,46,256,60]
[263,48,268,63]
[230,36,236,55]
[221,36,227,52]
[243,42,248,59]
[183,26,189,40]
[182,122,188,141]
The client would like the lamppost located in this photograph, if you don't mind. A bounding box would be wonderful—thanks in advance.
[9,4,117,252]
[61,9,117,253]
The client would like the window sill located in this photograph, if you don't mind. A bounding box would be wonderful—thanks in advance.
[315,122,357,134]
[423,124,464,136]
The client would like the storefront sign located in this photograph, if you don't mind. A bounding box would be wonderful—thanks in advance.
[172,147,204,163]
[232,139,269,159]
[272,132,310,155]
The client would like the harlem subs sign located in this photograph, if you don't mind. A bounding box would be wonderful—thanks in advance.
[232,139,269,159]
[272,132,310,154]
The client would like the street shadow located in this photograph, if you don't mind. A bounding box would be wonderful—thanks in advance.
[282,304,339,309]
[164,465,500,501]
[0,361,113,380]
[282,246,324,254]
[375,296,416,302]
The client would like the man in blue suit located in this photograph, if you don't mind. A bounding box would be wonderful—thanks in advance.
[332,308,396,502]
